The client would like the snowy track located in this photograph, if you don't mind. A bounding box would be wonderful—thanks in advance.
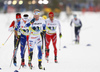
[0,11,100,72]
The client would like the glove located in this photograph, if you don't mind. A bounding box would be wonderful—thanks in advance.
[17,36,20,40]
[41,31,46,35]
[43,31,46,35]
[78,30,80,33]
[59,33,62,38]
[25,23,30,27]
[8,27,14,32]
[30,18,35,24]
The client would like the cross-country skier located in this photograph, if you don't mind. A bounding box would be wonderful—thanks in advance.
[45,12,62,63]
[70,14,82,44]
[15,14,31,67]
[25,9,46,69]
[8,13,21,66]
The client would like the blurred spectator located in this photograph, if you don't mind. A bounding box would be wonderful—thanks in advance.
[3,3,8,13]
[0,0,100,13]
[74,2,80,11]
[66,5,72,17]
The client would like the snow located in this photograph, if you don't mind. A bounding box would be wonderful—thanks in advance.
[0,11,100,72]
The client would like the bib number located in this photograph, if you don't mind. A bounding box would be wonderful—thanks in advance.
[48,27,55,30]
[22,29,29,33]
[32,26,40,31]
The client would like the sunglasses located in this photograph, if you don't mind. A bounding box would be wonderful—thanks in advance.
[34,11,40,15]
[17,18,21,20]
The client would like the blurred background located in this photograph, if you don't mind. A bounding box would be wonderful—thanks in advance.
[0,0,100,17]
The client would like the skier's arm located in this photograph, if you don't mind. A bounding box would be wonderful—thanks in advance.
[79,20,82,28]
[25,18,35,27]
[70,20,73,27]
[8,21,15,31]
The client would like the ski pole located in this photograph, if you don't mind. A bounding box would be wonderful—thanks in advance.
[42,32,45,54]
[59,33,62,50]
[2,31,13,46]
[10,49,16,67]
[59,38,61,51]
[10,39,19,67]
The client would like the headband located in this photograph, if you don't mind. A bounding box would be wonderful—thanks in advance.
[34,11,40,15]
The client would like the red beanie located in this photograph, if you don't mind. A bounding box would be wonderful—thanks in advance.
[16,14,21,19]
[49,12,54,17]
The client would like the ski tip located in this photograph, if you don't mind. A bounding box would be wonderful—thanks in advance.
[63,46,67,48]
[14,70,19,72]
[86,44,91,46]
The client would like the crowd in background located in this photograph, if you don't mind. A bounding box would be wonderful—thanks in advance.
[0,0,100,14]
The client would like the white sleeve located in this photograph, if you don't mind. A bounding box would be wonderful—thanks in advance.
[57,20,61,33]
[8,27,14,31]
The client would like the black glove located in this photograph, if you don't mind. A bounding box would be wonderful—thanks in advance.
[17,36,20,40]
[43,31,46,35]
[41,31,46,35]
[30,18,35,24]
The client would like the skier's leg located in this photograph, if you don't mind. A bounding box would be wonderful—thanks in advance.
[36,36,43,69]
[14,35,19,57]
[75,27,77,41]
[13,35,20,66]
[52,33,58,63]
[28,36,36,69]
[45,34,51,57]
[26,35,30,55]
[20,34,26,67]
[77,27,81,43]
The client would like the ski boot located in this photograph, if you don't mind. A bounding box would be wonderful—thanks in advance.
[13,57,17,66]
[54,56,58,63]
[75,39,77,44]
[28,52,33,69]
[28,62,33,69]
[75,40,79,44]
[21,58,25,67]
[38,61,45,70]
[76,36,80,44]
[77,40,79,44]
[45,49,49,63]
